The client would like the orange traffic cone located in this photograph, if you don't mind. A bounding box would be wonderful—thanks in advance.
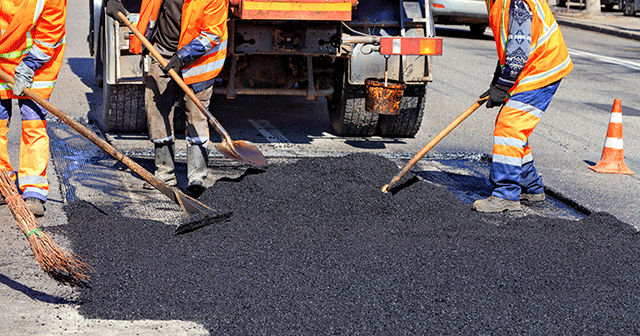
[589,99,634,175]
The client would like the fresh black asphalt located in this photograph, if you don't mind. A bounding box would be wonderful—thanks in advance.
[60,153,640,334]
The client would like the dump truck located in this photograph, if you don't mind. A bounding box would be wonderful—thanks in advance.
[88,0,442,137]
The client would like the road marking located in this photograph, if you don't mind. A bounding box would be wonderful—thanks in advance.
[248,119,293,149]
[568,48,640,71]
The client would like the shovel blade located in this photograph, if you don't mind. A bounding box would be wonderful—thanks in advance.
[215,140,267,169]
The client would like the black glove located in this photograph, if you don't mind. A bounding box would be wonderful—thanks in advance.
[481,83,510,108]
[162,53,183,75]
[105,0,129,25]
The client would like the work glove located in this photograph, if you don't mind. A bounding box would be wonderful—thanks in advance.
[162,53,184,75]
[480,83,510,109]
[12,62,35,96]
[105,0,129,25]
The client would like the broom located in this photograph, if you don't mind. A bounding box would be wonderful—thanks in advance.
[0,170,92,287]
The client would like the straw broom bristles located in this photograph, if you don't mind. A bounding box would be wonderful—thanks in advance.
[0,170,92,287]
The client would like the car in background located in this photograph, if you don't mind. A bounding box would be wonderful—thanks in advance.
[430,0,490,36]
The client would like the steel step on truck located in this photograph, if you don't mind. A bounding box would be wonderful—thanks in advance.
[88,0,442,137]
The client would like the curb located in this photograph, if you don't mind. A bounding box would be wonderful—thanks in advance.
[555,17,640,41]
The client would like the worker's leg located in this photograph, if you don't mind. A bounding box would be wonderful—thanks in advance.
[183,85,211,195]
[17,99,49,216]
[490,81,560,201]
[145,57,179,187]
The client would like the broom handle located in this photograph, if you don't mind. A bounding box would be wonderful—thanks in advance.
[117,12,233,144]
[381,97,488,193]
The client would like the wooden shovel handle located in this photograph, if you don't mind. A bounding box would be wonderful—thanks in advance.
[382,97,488,193]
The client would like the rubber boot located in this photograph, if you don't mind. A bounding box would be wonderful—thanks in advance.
[144,143,177,189]
[186,144,209,197]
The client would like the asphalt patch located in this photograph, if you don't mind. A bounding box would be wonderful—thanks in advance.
[62,153,640,334]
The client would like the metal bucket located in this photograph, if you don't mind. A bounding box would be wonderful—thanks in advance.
[364,78,406,115]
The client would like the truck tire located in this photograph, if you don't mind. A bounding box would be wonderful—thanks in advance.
[377,85,426,138]
[103,83,147,133]
[327,70,379,136]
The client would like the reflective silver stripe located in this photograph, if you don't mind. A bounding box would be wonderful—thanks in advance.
[195,31,222,51]
[23,186,48,197]
[505,100,544,119]
[522,153,533,164]
[0,80,55,91]
[493,153,523,166]
[494,136,526,148]
[152,135,174,144]
[199,39,227,58]
[182,57,226,79]
[33,0,46,24]
[34,36,65,50]
[186,136,210,145]
[28,44,52,63]
[30,80,57,89]
[21,175,48,185]
[518,55,572,86]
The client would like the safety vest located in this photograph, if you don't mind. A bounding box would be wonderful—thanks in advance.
[0,0,67,100]
[488,0,572,94]
[130,0,228,86]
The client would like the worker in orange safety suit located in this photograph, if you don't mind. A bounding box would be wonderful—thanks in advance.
[106,0,228,198]
[472,0,573,212]
[0,0,67,217]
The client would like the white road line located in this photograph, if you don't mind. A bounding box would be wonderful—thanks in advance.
[248,119,293,148]
[568,48,640,71]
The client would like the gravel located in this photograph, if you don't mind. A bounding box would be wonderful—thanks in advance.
[60,153,640,335]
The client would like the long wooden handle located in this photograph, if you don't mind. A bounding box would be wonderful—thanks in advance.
[381,97,488,193]
[117,12,232,144]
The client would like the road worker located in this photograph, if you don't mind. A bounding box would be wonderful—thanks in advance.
[0,0,67,216]
[106,0,228,197]
[472,0,573,212]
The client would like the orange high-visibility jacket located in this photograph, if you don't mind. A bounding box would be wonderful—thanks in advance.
[130,0,228,86]
[488,0,572,95]
[0,0,67,100]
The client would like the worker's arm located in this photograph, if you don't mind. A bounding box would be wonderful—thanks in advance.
[483,0,532,108]
[175,0,227,66]
[13,0,66,96]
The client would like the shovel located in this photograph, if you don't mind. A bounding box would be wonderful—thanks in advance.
[0,69,220,218]
[381,97,488,193]
[118,12,267,169]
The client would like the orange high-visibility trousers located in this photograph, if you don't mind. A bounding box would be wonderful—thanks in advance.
[490,81,561,201]
[0,99,49,201]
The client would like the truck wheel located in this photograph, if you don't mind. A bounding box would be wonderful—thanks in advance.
[377,85,426,138]
[327,70,379,136]
[103,83,147,133]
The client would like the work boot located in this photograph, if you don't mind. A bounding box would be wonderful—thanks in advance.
[144,143,177,189]
[186,144,209,196]
[520,192,545,203]
[472,196,522,212]
[25,197,45,217]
